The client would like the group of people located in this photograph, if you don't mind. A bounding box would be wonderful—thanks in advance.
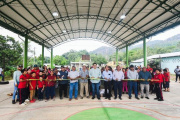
[12,63,170,105]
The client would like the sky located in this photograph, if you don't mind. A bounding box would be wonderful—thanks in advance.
[0,25,180,57]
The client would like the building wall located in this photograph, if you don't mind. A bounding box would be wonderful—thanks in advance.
[161,56,180,74]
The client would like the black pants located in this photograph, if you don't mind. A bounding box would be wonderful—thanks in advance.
[25,87,29,100]
[38,88,44,99]
[155,83,163,100]
[59,84,68,98]
[114,81,122,98]
[176,74,180,82]
[18,88,26,104]
[104,81,111,98]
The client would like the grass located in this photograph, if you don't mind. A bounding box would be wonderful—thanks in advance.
[67,108,157,120]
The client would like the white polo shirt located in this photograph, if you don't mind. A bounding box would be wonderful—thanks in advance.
[0,68,2,74]
[68,71,79,83]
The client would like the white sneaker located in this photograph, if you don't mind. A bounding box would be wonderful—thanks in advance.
[25,99,29,102]
[20,103,26,105]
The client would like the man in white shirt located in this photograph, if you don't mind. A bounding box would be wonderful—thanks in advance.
[102,65,112,100]
[89,63,101,100]
[113,65,124,100]
[174,66,180,82]
[127,65,139,100]
[68,66,79,101]
[0,67,4,81]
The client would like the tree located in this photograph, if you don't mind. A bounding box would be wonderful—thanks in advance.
[0,35,23,70]
[53,55,67,65]
[90,54,107,65]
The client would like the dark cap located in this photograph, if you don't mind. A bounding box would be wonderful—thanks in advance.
[18,65,23,68]
[61,66,64,68]
[34,64,38,67]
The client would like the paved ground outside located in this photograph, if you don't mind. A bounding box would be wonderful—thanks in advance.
[0,80,180,120]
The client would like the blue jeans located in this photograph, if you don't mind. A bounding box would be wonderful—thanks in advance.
[12,83,19,100]
[92,82,100,98]
[69,82,78,99]
[128,81,138,97]
[0,74,4,81]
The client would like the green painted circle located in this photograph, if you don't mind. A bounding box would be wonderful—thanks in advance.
[67,107,157,120]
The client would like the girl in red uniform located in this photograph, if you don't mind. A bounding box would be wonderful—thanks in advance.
[45,70,56,102]
[122,68,128,94]
[29,72,37,103]
[163,69,170,92]
[153,69,164,101]
[18,68,28,105]
[37,76,45,101]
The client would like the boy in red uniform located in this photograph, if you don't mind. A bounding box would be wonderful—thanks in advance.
[25,68,31,101]
[37,76,45,101]
[18,68,28,105]
[31,65,40,78]
[163,69,170,92]
[153,69,164,101]
[45,70,56,102]
[29,72,37,103]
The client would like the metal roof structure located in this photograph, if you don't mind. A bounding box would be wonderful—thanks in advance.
[0,0,180,49]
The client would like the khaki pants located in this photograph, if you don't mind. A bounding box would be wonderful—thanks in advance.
[140,84,149,97]
[80,82,89,97]
[30,90,35,100]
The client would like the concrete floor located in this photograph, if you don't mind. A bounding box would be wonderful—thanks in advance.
[0,80,180,120]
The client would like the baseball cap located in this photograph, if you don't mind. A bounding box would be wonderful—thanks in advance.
[18,65,23,68]
[34,64,38,67]
[61,66,65,68]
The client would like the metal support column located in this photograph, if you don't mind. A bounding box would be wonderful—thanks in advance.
[143,36,147,67]
[126,44,128,67]
[42,44,44,67]
[24,35,28,68]
[51,48,53,68]
[116,49,118,65]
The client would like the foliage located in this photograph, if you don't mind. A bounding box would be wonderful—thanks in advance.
[90,54,107,65]
[0,35,23,70]
[53,55,67,65]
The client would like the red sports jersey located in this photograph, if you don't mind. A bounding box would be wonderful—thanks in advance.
[37,80,45,88]
[146,68,153,72]
[26,74,31,79]
[153,73,163,83]
[31,69,40,78]
[29,77,37,90]
[46,75,56,87]
[18,75,27,88]
[164,73,170,82]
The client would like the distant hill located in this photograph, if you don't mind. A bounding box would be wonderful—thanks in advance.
[90,34,180,56]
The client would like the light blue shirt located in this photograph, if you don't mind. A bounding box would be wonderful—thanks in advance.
[13,70,22,85]
[89,68,101,83]
[102,70,113,81]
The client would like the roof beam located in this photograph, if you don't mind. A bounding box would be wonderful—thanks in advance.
[118,13,180,49]
[29,15,140,35]
[44,29,121,44]
[30,0,59,45]
[85,0,91,38]
[62,0,74,39]
[42,0,63,43]
[108,0,151,45]
[115,0,169,42]
[121,1,179,42]
[90,0,104,38]
[75,0,80,38]
[0,0,17,8]
[52,0,70,40]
